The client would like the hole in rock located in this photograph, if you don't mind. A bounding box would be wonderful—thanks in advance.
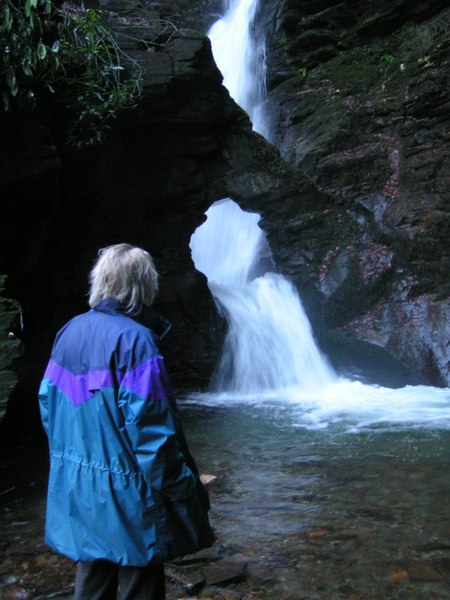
[189,198,335,395]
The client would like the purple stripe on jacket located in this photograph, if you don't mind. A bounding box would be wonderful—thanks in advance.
[44,355,172,408]
[121,356,173,400]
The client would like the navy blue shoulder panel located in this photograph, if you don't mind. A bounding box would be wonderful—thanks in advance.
[51,309,160,375]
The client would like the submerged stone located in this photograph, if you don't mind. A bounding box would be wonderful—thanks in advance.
[201,561,248,586]
[2,586,34,600]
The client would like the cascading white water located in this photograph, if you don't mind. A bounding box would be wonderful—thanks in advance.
[208,0,268,136]
[211,275,336,393]
[189,203,450,428]
[190,199,335,394]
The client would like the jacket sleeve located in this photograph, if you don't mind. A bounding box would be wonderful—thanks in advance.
[117,340,199,502]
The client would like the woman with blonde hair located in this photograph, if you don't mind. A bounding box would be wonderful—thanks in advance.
[39,243,214,600]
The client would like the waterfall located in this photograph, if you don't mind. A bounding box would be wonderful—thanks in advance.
[199,4,332,393]
[202,2,333,393]
[208,0,268,136]
[196,1,450,426]
[189,200,450,425]
[190,200,335,395]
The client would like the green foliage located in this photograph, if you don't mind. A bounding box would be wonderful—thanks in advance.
[1,0,52,110]
[57,7,142,147]
[380,53,396,65]
[0,1,142,147]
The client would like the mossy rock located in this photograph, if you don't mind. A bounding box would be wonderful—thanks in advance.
[326,44,398,89]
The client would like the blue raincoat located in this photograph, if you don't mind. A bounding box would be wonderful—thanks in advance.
[38,299,214,566]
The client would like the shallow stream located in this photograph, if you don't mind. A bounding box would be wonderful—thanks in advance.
[180,393,450,599]
[1,391,449,599]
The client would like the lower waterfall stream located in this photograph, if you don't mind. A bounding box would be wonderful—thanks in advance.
[189,198,450,431]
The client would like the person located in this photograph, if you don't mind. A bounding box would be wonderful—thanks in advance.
[38,243,214,600]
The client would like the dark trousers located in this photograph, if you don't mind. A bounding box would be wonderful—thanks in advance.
[74,559,166,600]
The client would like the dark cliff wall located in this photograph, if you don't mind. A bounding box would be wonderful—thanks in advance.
[257,0,450,385]
[0,277,22,424]
[0,27,224,431]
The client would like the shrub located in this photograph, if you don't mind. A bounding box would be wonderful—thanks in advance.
[0,0,142,147]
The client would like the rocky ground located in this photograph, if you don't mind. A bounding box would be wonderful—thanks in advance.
[1,411,450,600]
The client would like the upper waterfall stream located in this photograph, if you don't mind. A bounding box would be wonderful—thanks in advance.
[208,0,267,136]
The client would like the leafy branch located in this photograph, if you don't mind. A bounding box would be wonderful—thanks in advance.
[0,0,160,147]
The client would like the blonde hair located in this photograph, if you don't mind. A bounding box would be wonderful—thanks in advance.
[88,244,159,315]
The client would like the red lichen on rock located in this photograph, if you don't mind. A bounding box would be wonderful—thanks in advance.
[358,243,393,283]
[319,246,341,281]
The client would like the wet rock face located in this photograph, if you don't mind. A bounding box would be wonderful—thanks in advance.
[259,0,450,385]
[98,0,223,31]
[153,0,223,31]
[263,0,449,81]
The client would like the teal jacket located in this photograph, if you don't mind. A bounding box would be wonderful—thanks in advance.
[38,299,214,566]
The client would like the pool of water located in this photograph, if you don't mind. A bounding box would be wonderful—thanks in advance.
[1,388,449,599]
[180,392,450,599]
